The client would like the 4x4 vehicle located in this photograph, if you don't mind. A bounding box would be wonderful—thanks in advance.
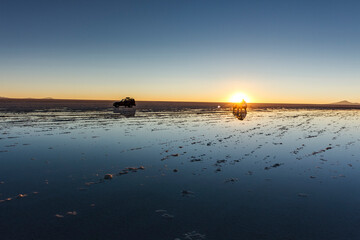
[113,97,136,108]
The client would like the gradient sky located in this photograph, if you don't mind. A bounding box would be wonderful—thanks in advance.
[1,0,359,103]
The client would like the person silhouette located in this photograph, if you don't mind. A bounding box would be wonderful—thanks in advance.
[240,99,247,111]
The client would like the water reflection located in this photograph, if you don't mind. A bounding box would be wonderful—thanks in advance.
[113,107,136,117]
[234,110,247,120]
[2,109,360,239]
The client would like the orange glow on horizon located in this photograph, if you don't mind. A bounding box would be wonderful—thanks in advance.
[229,92,251,103]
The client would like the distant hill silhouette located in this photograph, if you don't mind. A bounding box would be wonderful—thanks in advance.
[13,97,54,100]
[331,100,360,105]
[0,97,55,100]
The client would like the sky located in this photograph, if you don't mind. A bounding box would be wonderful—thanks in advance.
[1,0,359,103]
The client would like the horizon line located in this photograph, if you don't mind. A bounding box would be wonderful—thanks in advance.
[0,97,358,105]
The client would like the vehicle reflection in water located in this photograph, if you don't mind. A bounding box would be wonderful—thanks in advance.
[113,107,136,117]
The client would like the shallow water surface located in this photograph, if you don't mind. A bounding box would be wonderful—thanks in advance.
[0,109,360,240]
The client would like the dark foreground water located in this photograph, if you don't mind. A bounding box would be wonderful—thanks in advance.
[1,108,360,240]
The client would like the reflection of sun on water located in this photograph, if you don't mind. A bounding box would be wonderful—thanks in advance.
[229,93,250,103]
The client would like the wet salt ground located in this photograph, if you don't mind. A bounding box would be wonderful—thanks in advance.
[0,109,360,239]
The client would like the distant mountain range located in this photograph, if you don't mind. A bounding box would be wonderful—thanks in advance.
[23,97,54,100]
[331,100,360,105]
[0,97,53,100]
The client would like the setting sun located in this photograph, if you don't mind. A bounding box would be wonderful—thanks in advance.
[229,92,251,103]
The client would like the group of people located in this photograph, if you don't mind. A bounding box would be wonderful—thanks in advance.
[232,99,247,120]
[232,99,247,112]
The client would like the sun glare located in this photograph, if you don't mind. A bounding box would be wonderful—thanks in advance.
[229,93,250,103]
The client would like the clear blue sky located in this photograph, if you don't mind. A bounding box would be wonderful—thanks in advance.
[1,0,359,102]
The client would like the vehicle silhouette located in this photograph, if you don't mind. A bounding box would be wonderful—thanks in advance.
[113,97,136,108]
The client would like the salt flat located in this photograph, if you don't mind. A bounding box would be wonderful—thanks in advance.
[0,107,359,239]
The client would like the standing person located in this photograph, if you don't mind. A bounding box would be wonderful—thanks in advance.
[240,99,247,111]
